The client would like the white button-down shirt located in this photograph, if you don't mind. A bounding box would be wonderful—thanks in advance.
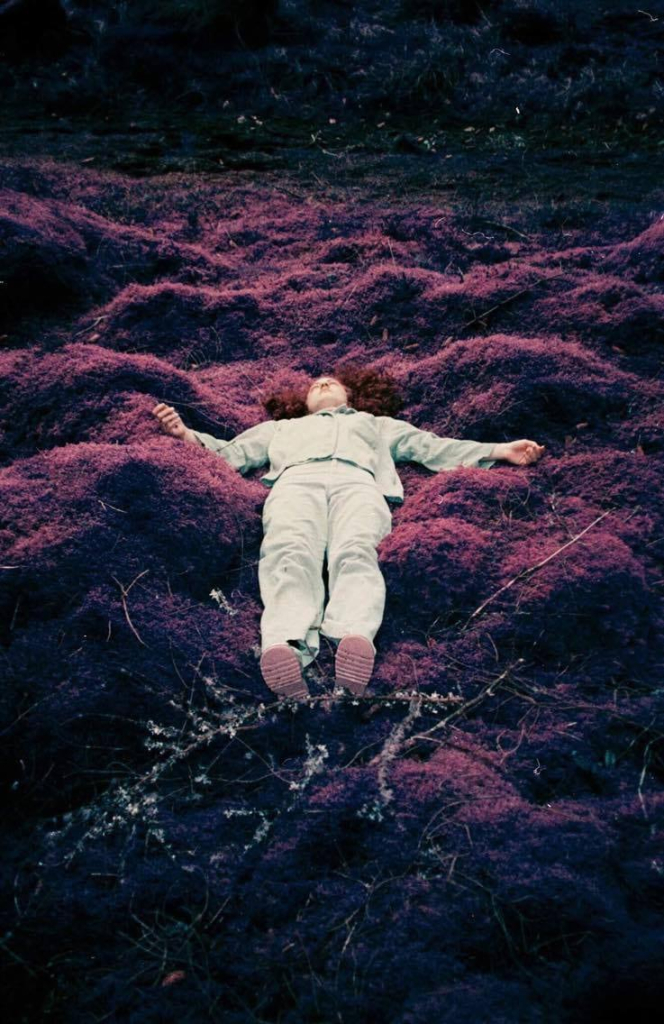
[191,404,497,506]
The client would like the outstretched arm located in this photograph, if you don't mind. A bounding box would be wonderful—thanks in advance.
[152,403,276,474]
[381,416,499,470]
[380,417,545,470]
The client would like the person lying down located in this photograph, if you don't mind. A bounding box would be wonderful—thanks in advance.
[153,367,545,701]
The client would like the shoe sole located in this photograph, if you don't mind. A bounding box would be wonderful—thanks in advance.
[260,644,309,699]
[335,635,375,696]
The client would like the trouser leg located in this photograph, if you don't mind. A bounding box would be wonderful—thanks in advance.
[320,463,393,646]
[258,471,326,669]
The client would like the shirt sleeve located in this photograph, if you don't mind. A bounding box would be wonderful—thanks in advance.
[190,420,277,474]
[381,416,497,471]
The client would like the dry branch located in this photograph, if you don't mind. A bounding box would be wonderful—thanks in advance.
[406,661,520,746]
[462,269,567,330]
[462,508,615,629]
[112,569,151,647]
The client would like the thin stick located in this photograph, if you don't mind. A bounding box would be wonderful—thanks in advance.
[474,217,531,241]
[462,509,614,628]
[112,570,150,647]
[637,738,655,821]
[462,270,567,330]
[407,662,518,744]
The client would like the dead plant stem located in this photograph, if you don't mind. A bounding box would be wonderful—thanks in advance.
[463,508,615,628]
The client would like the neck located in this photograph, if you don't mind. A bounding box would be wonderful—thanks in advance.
[313,401,345,413]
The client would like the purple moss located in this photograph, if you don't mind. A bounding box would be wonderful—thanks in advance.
[0,160,662,1023]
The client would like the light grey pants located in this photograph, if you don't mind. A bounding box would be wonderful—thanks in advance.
[258,457,393,668]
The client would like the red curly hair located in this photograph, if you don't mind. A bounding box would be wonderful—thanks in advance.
[262,364,404,420]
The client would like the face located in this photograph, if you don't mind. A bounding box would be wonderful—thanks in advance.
[306,376,349,414]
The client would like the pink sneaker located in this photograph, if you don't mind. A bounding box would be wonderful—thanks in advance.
[260,644,309,700]
[335,634,375,696]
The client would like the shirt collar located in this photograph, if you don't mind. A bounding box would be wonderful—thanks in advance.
[312,403,356,416]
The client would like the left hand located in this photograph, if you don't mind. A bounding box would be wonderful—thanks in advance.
[496,439,546,465]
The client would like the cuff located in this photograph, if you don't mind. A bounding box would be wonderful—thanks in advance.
[475,442,499,467]
[190,430,212,449]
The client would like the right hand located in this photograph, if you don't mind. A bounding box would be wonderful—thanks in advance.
[152,402,192,442]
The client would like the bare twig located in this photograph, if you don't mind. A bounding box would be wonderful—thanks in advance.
[462,508,615,629]
[71,314,109,339]
[111,569,151,647]
[637,738,656,820]
[461,270,567,330]
[271,184,305,201]
[406,661,520,745]
[337,277,361,310]
[474,217,531,240]
[368,692,423,808]
[0,935,41,977]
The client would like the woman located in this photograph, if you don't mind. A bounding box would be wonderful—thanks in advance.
[152,367,544,700]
